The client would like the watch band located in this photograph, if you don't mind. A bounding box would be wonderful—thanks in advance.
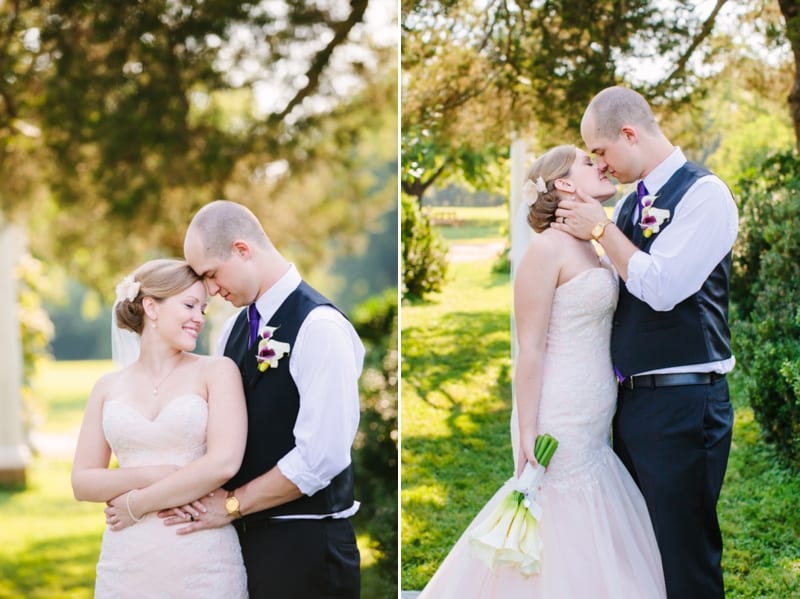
[592,218,613,241]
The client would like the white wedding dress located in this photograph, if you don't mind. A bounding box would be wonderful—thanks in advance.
[419,267,666,598]
[95,393,247,598]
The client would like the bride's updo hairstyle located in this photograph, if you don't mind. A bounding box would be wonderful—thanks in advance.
[114,259,202,335]
[523,144,577,233]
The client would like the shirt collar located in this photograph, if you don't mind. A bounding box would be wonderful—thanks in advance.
[642,147,686,196]
[249,265,301,325]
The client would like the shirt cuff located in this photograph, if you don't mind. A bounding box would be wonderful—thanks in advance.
[277,450,329,496]
[624,250,649,300]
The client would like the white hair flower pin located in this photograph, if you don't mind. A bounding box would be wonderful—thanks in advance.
[115,275,141,303]
[523,176,549,207]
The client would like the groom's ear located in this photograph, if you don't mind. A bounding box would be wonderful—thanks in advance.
[231,240,251,260]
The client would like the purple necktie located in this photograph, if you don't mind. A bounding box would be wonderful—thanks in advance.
[248,303,260,348]
[636,181,648,220]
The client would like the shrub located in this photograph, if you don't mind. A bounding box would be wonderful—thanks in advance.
[731,150,800,467]
[350,290,398,592]
[401,194,447,299]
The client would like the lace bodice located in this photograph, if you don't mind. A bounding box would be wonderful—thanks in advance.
[96,393,247,598]
[103,394,208,468]
[536,267,619,486]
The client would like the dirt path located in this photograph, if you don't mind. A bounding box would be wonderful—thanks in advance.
[447,240,505,263]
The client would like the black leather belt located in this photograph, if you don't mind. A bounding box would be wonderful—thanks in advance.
[623,372,725,390]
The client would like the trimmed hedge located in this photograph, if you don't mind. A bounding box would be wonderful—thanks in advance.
[731,150,800,467]
[401,194,448,299]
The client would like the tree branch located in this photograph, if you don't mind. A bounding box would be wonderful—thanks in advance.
[652,0,729,96]
[274,0,369,121]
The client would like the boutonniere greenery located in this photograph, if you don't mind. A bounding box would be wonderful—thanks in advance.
[639,195,670,238]
[255,326,290,372]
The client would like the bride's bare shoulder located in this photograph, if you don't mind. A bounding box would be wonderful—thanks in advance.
[522,227,575,260]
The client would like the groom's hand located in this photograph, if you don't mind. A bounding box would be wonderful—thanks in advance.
[552,189,607,240]
[160,489,232,534]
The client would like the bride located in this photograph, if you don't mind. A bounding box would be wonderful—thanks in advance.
[71,258,248,597]
[417,145,666,598]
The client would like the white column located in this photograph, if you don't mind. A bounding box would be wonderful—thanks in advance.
[508,133,529,471]
[0,219,30,485]
[509,133,533,275]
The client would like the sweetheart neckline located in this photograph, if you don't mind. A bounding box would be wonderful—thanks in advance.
[104,393,206,423]
[556,266,614,291]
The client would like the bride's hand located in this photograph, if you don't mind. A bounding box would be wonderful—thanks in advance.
[517,446,539,477]
[105,492,138,531]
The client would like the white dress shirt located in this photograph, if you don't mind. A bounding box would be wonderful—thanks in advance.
[613,147,739,376]
[216,265,364,518]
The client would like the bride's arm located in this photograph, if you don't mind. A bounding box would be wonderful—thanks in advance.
[513,235,559,476]
[71,375,179,503]
[118,357,247,519]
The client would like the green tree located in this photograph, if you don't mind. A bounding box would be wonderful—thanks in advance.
[401,0,732,202]
[0,0,396,291]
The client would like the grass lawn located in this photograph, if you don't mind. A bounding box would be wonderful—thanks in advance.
[426,205,508,244]
[0,360,390,598]
[401,225,800,595]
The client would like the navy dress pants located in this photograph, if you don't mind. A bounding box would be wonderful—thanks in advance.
[235,517,360,598]
[613,378,733,599]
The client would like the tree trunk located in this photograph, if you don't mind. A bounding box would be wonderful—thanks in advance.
[778,0,800,148]
[401,161,449,208]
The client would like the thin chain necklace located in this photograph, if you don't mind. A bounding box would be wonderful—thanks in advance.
[148,355,183,396]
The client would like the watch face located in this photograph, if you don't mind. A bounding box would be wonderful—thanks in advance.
[226,497,239,512]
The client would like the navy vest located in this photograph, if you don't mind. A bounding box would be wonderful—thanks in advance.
[223,281,355,519]
[611,162,732,376]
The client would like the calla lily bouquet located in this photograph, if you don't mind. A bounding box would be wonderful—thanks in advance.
[468,433,559,577]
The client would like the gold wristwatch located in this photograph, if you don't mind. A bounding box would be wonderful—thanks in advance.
[591,218,613,241]
[224,490,242,519]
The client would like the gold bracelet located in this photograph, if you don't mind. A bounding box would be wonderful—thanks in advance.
[126,490,144,522]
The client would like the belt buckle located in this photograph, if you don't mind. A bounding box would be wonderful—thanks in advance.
[625,376,636,390]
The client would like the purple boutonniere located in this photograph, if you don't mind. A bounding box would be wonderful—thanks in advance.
[255,326,290,372]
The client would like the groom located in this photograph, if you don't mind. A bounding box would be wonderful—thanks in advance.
[553,86,738,599]
[179,200,364,598]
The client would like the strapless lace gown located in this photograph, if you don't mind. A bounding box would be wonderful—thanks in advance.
[95,394,247,598]
[419,267,666,598]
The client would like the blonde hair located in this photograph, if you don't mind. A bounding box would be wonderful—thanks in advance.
[524,145,577,233]
[115,259,202,335]
[187,200,270,259]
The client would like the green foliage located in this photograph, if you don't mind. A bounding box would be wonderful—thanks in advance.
[16,253,57,433]
[731,150,800,466]
[0,1,396,295]
[402,0,722,202]
[351,290,399,594]
[401,194,448,299]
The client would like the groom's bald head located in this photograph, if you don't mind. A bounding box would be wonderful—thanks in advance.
[185,200,271,259]
[581,86,660,141]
